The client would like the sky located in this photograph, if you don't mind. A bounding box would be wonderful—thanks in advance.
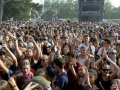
[32,0,120,7]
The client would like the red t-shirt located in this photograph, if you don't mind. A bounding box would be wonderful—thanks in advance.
[65,61,82,89]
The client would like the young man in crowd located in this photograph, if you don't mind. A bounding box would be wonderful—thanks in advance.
[52,57,68,90]
[65,51,82,90]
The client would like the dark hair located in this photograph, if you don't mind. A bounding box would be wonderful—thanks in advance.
[34,69,49,80]
[116,43,120,47]
[67,51,76,58]
[53,57,65,69]
[104,39,111,44]
[0,80,11,90]
[12,71,26,90]
[99,63,110,70]
[21,81,43,90]
[88,69,97,78]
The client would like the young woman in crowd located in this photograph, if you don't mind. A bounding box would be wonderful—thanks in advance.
[77,46,90,68]
[95,50,119,90]
[8,32,40,71]
[21,61,33,82]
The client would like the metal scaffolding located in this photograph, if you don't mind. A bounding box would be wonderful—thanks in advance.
[78,0,104,22]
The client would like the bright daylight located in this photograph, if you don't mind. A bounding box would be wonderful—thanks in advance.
[0,0,120,90]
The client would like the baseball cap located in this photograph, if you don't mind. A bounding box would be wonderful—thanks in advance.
[30,76,51,89]
[83,34,89,37]
[0,49,6,54]
[27,42,34,47]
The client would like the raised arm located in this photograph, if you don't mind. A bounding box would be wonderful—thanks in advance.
[8,32,24,61]
[69,64,78,81]
[0,59,8,74]
[104,52,119,80]
[2,42,18,67]
[57,45,62,58]
[28,35,40,61]
[87,54,95,68]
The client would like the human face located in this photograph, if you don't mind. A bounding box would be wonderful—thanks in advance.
[108,51,116,59]
[103,41,108,47]
[63,48,69,55]
[80,48,86,55]
[18,41,23,47]
[101,65,110,76]
[83,36,89,42]
[41,56,48,66]
[0,53,5,59]
[116,45,120,51]
[22,65,30,75]
[78,66,86,77]
[26,49,33,58]
[67,56,74,62]
[93,41,99,47]
[5,36,9,42]
[89,72,96,84]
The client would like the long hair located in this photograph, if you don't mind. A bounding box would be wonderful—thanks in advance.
[12,71,26,90]
[0,80,11,90]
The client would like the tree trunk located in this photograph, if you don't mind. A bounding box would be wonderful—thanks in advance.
[0,0,4,24]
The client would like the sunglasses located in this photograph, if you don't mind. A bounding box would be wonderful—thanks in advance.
[109,52,116,54]
[40,59,46,62]
[0,53,5,56]
[102,69,110,71]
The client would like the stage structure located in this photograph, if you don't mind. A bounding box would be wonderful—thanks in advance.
[78,0,104,22]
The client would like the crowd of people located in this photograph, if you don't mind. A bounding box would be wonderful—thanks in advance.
[0,20,120,90]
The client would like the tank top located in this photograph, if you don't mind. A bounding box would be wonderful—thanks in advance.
[95,73,111,90]
[78,56,88,65]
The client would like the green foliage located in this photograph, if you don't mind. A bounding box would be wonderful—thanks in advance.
[104,1,120,19]
[41,0,78,19]
[2,0,43,21]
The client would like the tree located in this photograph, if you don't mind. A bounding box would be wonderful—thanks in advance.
[104,1,114,19]
[0,0,43,23]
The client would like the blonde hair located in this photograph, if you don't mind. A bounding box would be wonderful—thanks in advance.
[79,65,87,71]
[0,80,11,90]
[21,61,31,68]
[80,46,87,50]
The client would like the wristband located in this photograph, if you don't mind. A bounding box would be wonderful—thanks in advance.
[14,38,17,41]
[13,85,17,88]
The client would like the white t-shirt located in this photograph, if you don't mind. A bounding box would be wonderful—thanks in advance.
[97,47,110,56]
[78,43,95,53]
[78,56,88,65]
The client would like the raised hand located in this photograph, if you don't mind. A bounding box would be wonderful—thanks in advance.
[2,41,7,49]
[8,31,16,39]
[27,35,35,42]
[8,77,17,88]
[111,81,119,90]
[24,82,38,90]
[87,53,94,58]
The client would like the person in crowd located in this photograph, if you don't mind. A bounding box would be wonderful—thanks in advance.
[37,55,55,81]
[95,50,119,90]
[77,46,90,68]
[65,51,82,90]
[21,61,33,82]
[52,57,68,90]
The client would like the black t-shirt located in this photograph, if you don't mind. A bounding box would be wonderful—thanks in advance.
[95,73,111,90]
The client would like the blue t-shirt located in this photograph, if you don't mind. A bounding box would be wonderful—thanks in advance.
[37,65,55,78]
[55,72,68,90]
[0,69,13,81]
